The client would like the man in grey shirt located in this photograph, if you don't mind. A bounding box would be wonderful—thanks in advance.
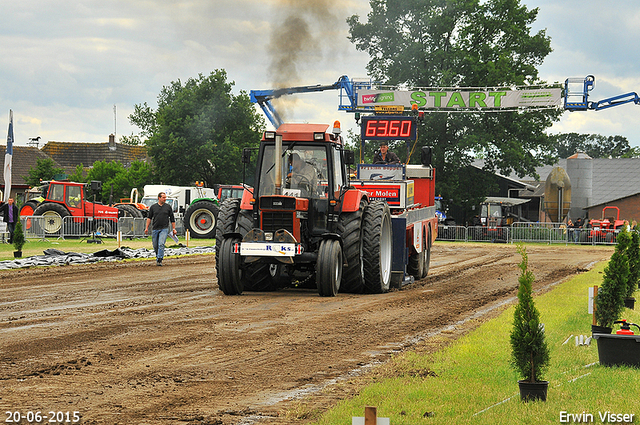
[144,192,177,266]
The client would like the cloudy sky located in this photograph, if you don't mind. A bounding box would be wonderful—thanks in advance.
[1,0,639,149]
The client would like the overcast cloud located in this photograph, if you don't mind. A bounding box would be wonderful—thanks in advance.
[1,0,639,149]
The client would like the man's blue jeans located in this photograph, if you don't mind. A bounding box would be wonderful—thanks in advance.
[152,228,169,261]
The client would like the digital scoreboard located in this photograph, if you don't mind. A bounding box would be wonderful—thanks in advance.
[360,116,417,141]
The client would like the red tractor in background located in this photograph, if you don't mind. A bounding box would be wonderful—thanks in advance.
[20,180,136,236]
[215,184,246,203]
[580,206,626,243]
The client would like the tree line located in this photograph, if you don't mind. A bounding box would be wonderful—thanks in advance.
[26,0,639,211]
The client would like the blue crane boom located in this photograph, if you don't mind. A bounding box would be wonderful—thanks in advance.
[249,75,370,128]
[564,75,640,111]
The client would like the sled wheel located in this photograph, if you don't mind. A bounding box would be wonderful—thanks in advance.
[422,227,432,278]
[407,226,425,280]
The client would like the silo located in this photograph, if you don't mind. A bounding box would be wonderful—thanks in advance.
[543,166,571,222]
[566,152,592,220]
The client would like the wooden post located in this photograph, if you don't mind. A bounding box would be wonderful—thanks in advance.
[117,230,122,248]
[186,229,190,247]
[592,285,598,325]
[364,406,377,425]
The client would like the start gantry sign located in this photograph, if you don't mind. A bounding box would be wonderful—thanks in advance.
[358,87,562,110]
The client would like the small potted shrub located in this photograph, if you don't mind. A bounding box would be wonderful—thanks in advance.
[624,229,639,309]
[510,245,550,401]
[593,227,640,367]
[12,218,25,258]
[594,231,629,333]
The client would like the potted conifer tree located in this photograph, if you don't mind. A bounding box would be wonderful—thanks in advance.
[594,230,629,333]
[593,227,640,367]
[624,229,639,309]
[510,245,550,402]
[12,218,25,258]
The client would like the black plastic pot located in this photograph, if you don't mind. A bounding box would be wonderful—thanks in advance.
[591,324,612,335]
[593,333,640,367]
[13,250,22,258]
[625,297,635,310]
[518,380,548,402]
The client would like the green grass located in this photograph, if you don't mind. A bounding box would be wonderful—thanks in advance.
[0,236,216,262]
[311,261,640,424]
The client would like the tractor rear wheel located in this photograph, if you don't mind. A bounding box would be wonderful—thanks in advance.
[218,237,243,295]
[185,201,219,239]
[338,199,366,293]
[362,201,393,294]
[316,239,342,297]
[116,204,143,237]
[33,202,70,235]
[116,204,143,218]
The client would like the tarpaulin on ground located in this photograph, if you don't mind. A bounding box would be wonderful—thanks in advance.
[0,246,216,270]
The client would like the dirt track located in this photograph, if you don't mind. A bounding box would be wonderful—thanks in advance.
[0,243,612,424]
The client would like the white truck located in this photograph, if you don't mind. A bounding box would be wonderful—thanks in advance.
[140,184,219,238]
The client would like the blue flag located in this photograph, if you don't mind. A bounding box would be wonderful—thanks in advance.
[4,110,13,202]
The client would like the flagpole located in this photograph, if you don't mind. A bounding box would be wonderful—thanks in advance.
[4,110,14,203]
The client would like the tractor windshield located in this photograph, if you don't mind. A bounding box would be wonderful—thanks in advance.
[258,145,329,199]
[481,203,503,218]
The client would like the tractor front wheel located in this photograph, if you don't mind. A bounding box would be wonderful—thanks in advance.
[316,239,342,297]
[218,237,243,295]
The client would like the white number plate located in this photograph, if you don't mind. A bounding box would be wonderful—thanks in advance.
[239,242,301,257]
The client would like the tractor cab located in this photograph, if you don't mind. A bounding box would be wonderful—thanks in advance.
[249,124,348,242]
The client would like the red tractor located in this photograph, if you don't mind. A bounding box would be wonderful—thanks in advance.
[580,206,626,243]
[216,122,437,296]
[20,180,134,236]
[215,184,246,203]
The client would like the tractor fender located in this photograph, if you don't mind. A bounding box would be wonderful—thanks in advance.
[240,189,254,210]
[319,232,346,265]
[190,197,219,206]
[340,189,367,213]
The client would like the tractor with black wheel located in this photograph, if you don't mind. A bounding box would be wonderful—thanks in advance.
[140,184,219,239]
[216,121,437,297]
[21,180,133,237]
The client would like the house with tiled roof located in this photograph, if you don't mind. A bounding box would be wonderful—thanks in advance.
[1,134,148,205]
[0,145,63,202]
[41,134,148,174]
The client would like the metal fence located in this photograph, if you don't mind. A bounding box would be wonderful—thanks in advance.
[437,222,621,245]
[20,216,186,240]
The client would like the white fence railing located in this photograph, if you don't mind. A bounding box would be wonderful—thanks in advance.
[20,216,186,240]
[437,222,621,245]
